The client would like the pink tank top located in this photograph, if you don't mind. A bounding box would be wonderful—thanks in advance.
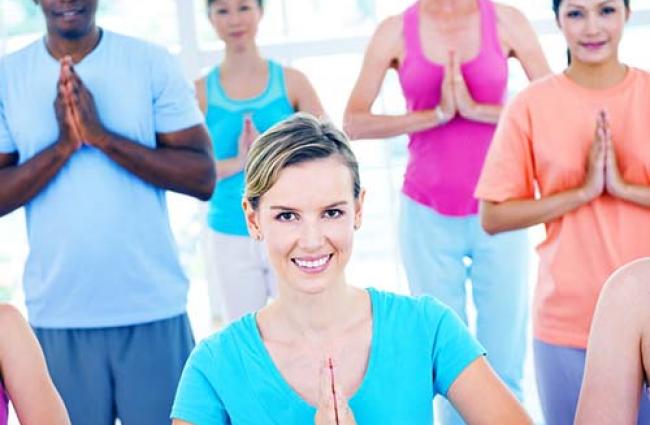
[0,379,8,425]
[398,0,508,216]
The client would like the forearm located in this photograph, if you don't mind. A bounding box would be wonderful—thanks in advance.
[0,144,74,217]
[343,109,443,140]
[466,103,503,124]
[481,187,589,234]
[616,182,650,208]
[96,132,216,200]
[216,157,245,181]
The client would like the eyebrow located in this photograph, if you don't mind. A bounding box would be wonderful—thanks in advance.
[269,201,349,211]
[565,0,616,8]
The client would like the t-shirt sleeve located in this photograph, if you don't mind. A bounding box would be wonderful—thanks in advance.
[171,341,229,425]
[425,298,486,397]
[475,92,536,202]
[0,71,17,153]
[150,47,204,134]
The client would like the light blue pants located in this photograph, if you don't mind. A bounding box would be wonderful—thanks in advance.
[399,195,529,425]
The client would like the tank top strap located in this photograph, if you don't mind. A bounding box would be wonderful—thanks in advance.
[477,0,505,58]
[205,66,227,107]
[265,60,288,101]
[402,1,423,62]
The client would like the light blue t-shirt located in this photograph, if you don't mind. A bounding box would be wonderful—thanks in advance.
[0,30,204,328]
[205,60,294,236]
[171,288,485,424]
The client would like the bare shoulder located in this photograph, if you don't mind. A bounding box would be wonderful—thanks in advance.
[373,14,403,50]
[195,76,207,93]
[603,258,650,299]
[494,2,530,28]
[0,304,26,328]
[194,76,208,113]
[283,66,310,88]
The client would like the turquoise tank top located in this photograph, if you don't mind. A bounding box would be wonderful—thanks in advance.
[205,61,295,235]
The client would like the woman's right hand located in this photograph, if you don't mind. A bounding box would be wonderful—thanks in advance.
[314,360,357,425]
[581,111,607,202]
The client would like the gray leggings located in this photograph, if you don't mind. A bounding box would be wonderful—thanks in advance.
[534,339,650,425]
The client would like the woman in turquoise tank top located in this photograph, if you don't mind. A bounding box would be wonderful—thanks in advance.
[197,0,325,326]
[0,304,69,425]
[343,1,549,423]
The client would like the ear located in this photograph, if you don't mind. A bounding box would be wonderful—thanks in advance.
[243,198,263,239]
[353,188,366,231]
[624,6,631,22]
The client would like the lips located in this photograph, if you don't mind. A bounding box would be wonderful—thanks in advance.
[580,41,607,50]
[53,7,85,21]
[291,254,333,274]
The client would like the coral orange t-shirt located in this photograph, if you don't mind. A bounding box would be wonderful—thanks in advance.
[475,68,650,348]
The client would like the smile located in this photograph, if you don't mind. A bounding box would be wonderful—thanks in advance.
[291,254,333,272]
[580,41,607,50]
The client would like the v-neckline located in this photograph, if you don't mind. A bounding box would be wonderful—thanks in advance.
[248,287,380,412]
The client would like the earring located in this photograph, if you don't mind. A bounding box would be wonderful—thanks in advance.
[254,233,263,241]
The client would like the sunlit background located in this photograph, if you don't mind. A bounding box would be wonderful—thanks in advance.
[1,0,650,423]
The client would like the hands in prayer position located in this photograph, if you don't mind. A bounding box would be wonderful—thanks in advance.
[314,359,357,425]
[56,56,109,151]
[582,110,627,202]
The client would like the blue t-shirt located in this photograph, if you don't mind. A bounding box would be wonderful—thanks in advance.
[205,60,294,236]
[0,30,204,328]
[171,288,485,424]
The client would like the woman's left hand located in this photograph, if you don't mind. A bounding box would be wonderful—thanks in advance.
[314,360,357,425]
[450,51,478,120]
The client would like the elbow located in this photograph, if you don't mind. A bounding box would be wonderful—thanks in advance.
[479,202,503,235]
[194,161,216,201]
[342,113,361,141]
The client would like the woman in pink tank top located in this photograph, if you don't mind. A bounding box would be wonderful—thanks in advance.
[344,1,549,423]
[0,304,69,425]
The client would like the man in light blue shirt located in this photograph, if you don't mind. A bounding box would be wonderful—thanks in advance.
[0,1,215,424]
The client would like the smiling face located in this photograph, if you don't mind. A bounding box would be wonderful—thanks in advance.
[36,0,98,39]
[244,156,364,296]
[208,0,262,50]
[557,0,629,66]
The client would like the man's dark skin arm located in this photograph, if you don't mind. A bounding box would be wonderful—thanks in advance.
[0,78,82,217]
[62,59,216,201]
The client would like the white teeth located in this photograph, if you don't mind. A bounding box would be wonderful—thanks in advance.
[295,256,329,268]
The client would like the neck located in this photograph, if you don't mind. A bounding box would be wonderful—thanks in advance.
[222,43,264,71]
[270,281,366,343]
[46,27,101,63]
[565,57,628,90]
[423,0,475,13]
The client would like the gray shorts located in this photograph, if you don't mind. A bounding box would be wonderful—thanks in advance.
[34,314,194,425]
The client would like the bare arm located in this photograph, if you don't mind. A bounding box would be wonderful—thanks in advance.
[343,16,449,140]
[0,305,70,425]
[65,63,216,200]
[481,121,607,234]
[285,67,326,118]
[92,126,216,200]
[575,259,650,425]
[0,78,82,217]
[448,357,532,425]
[172,421,194,425]
[497,4,551,81]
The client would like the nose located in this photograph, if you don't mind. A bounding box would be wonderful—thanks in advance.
[584,12,600,35]
[298,220,325,252]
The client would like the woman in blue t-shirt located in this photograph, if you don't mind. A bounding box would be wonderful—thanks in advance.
[197,0,325,325]
[172,114,532,425]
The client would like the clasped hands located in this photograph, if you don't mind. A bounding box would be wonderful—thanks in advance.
[583,110,627,201]
[314,359,357,425]
[436,50,478,124]
[54,56,108,152]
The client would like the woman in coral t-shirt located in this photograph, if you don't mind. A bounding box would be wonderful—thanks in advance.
[476,0,650,423]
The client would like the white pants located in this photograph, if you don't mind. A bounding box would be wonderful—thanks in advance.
[203,230,276,324]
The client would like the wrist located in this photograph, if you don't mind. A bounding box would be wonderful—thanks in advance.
[433,106,452,126]
[54,139,77,158]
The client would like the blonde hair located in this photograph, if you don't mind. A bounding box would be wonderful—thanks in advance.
[245,113,361,210]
